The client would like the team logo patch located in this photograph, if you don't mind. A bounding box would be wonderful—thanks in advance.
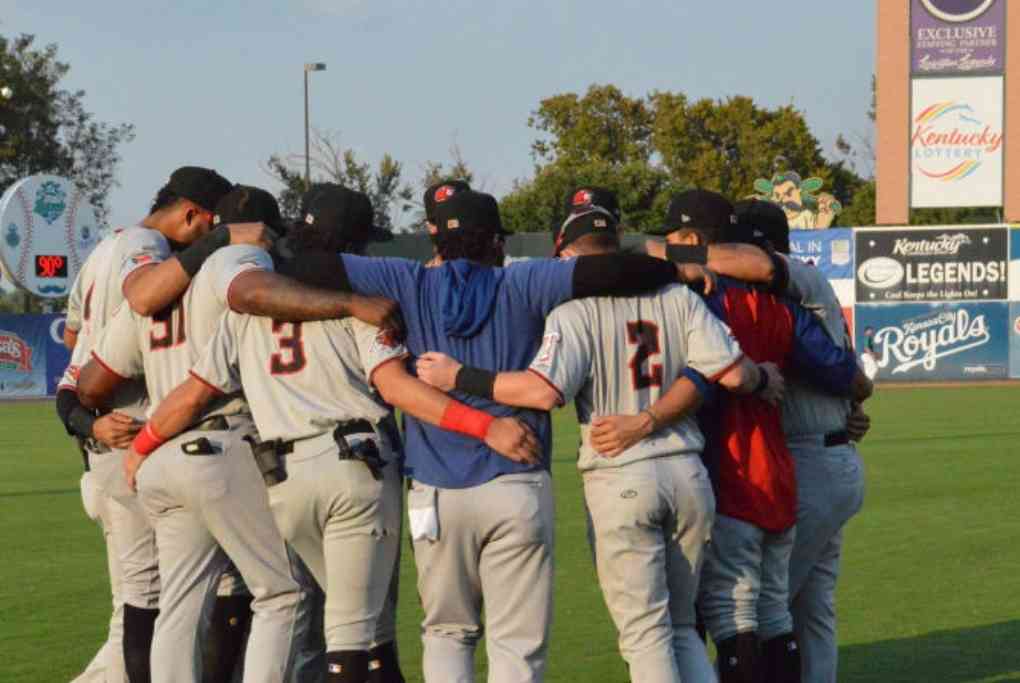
[132,254,154,266]
[572,189,593,206]
[435,185,457,203]
[447,218,460,230]
[594,218,607,228]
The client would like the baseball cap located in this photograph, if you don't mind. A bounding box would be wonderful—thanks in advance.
[733,199,790,254]
[166,166,233,212]
[648,189,736,242]
[424,180,471,225]
[553,208,619,256]
[214,185,287,233]
[564,186,621,223]
[433,190,506,237]
[302,183,393,246]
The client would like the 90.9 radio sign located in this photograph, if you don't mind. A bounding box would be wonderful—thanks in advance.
[855,227,1007,302]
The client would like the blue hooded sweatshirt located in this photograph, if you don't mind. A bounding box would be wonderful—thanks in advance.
[340,255,576,488]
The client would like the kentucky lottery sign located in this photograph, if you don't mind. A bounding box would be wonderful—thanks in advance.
[911,76,1003,208]
[0,175,100,298]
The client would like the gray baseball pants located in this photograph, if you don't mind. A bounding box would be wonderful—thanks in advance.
[267,429,402,653]
[583,455,716,683]
[699,515,796,643]
[408,470,555,683]
[787,436,865,683]
[135,418,303,683]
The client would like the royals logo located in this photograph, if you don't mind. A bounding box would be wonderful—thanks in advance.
[0,331,33,373]
[870,309,990,374]
[33,181,67,225]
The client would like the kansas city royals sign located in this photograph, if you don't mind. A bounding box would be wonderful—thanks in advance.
[0,175,100,298]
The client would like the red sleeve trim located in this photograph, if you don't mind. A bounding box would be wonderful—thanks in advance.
[368,353,410,388]
[707,354,745,382]
[90,351,129,381]
[188,371,227,396]
[527,369,565,406]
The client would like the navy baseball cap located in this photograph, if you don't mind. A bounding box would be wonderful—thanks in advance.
[553,207,619,256]
[166,166,233,212]
[433,190,507,237]
[302,184,393,245]
[425,180,471,225]
[649,189,736,241]
[564,186,621,223]
[733,199,790,254]
[214,185,287,233]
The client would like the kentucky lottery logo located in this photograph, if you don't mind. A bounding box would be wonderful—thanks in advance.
[912,101,1002,182]
[870,309,990,374]
[33,181,67,225]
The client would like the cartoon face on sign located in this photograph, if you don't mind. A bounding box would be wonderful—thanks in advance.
[752,171,842,230]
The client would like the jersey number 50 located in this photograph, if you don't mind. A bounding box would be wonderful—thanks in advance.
[626,320,663,390]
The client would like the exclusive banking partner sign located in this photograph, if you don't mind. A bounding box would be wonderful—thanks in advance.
[911,76,1003,208]
[912,0,1004,75]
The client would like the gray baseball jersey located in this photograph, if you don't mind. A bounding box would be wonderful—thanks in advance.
[530,283,743,471]
[780,256,853,438]
[191,313,407,441]
[92,245,273,420]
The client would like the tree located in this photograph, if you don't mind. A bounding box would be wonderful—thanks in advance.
[0,33,135,227]
[265,129,415,230]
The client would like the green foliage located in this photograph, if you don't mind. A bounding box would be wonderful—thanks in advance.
[0,34,135,227]
[502,84,867,233]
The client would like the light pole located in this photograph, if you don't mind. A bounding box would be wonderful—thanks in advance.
[304,63,326,190]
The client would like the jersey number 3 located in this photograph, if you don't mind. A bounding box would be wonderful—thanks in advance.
[270,321,306,375]
[626,320,663,390]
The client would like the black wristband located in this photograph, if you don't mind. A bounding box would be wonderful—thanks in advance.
[753,365,769,395]
[176,225,230,277]
[455,365,497,400]
[665,244,708,265]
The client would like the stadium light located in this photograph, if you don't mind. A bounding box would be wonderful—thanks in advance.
[303,63,327,190]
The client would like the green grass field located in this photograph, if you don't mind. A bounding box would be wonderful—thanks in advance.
[2,385,1020,682]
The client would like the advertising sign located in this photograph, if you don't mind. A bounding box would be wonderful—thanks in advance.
[856,301,1009,381]
[0,175,100,298]
[911,76,1003,208]
[789,228,854,280]
[1010,302,1020,379]
[912,0,1004,75]
[856,226,1007,303]
[0,315,50,397]
[1010,228,1020,301]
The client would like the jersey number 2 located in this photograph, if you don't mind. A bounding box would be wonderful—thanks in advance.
[626,320,663,390]
[270,321,306,375]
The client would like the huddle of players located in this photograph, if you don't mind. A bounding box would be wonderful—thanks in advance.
[54,165,871,683]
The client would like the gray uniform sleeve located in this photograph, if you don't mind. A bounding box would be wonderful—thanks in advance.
[117,228,171,289]
[91,304,144,379]
[781,255,848,346]
[681,290,744,380]
[190,313,243,394]
[527,304,592,403]
[65,271,85,331]
[349,319,410,385]
[58,340,91,391]
[210,245,275,308]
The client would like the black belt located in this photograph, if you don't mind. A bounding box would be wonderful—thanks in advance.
[824,430,850,448]
[278,419,374,455]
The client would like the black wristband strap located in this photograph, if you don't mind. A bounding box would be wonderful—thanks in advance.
[753,365,769,395]
[68,404,98,439]
[455,365,497,400]
[665,244,708,265]
[176,225,230,277]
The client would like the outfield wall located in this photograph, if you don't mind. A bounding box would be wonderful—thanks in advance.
[2,225,1017,399]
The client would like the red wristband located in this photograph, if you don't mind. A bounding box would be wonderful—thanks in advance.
[132,423,166,457]
[440,401,495,441]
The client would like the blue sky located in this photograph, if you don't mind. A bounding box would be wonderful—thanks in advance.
[2,0,876,230]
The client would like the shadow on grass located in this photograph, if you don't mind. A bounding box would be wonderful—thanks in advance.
[840,620,1020,682]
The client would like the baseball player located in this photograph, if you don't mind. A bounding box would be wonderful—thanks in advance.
[732,200,870,683]
[415,205,778,683]
[637,191,872,683]
[75,185,400,683]
[331,189,703,681]
[422,180,470,267]
[56,165,252,682]
[116,247,539,683]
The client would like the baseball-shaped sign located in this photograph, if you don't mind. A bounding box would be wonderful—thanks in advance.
[0,175,100,298]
